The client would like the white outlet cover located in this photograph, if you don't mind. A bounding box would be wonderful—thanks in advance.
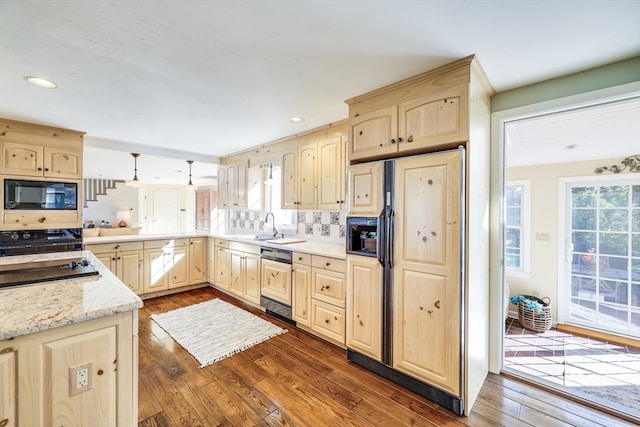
[69,361,94,396]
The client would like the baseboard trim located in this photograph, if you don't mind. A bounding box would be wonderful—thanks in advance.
[556,323,639,349]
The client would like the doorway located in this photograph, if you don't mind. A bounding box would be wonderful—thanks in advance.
[491,83,640,420]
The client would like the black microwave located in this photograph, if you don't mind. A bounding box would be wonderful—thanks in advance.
[4,179,78,210]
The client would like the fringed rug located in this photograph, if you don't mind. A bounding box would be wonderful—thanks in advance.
[151,298,286,367]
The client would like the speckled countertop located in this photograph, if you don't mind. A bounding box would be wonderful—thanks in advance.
[0,250,143,340]
[84,232,346,259]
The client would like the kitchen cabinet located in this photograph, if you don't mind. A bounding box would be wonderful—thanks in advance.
[281,150,297,209]
[143,238,190,293]
[0,348,16,427]
[195,190,211,231]
[292,252,312,327]
[214,238,230,290]
[1,141,83,179]
[189,237,206,285]
[261,258,292,306]
[228,241,261,305]
[3,211,81,230]
[317,135,346,210]
[85,242,144,294]
[297,142,317,210]
[207,237,217,284]
[346,255,383,361]
[309,254,346,347]
[217,161,247,209]
[0,311,137,427]
[347,161,383,216]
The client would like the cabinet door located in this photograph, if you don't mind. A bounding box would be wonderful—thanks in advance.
[292,263,312,327]
[0,141,43,176]
[260,259,292,305]
[217,166,228,208]
[144,249,169,292]
[398,85,467,152]
[243,252,261,304]
[311,299,345,346]
[189,238,206,285]
[228,249,245,298]
[215,247,230,289]
[0,348,16,427]
[168,246,189,289]
[195,191,211,230]
[3,211,81,229]
[44,146,82,179]
[346,255,382,361]
[392,151,462,396]
[236,162,247,209]
[318,136,345,210]
[347,161,383,216]
[207,238,216,283]
[349,105,398,162]
[94,252,117,273]
[117,250,143,294]
[281,151,297,209]
[246,165,264,211]
[42,326,117,427]
[312,268,346,308]
[297,143,317,210]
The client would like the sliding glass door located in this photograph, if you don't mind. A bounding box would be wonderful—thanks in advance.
[564,176,639,338]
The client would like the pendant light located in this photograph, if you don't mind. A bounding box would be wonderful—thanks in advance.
[126,153,140,186]
[264,163,273,185]
[186,160,194,187]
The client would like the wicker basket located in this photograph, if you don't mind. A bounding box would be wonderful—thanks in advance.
[517,295,552,332]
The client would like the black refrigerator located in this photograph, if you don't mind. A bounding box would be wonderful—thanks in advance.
[346,147,466,415]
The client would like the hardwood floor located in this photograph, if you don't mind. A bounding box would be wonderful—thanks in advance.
[138,287,636,426]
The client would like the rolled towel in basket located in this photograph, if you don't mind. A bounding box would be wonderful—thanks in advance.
[510,294,544,312]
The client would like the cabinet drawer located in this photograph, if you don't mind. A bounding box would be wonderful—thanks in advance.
[311,299,345,345]
[214,238,229,248]
[86,241,143,253]
[293,252,311,265]
[312,255,345,273]
[228,240,260,254]
[144,238,189,250]
[4,211,79,228]
[312,268,345,307]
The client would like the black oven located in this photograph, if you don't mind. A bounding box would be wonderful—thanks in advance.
[346,216,381,258]
[0,228,83,256]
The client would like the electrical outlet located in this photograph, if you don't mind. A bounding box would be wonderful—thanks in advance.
[69,362,93,396]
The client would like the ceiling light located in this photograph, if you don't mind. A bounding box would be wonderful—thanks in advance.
[564,144,579,150]
[186,160,194,187]
[289,116,305,124]
[24,76,57,89]
[126,153,141,186]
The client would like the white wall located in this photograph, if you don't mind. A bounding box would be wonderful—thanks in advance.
[83,184,139,228]
[504,156,626,322]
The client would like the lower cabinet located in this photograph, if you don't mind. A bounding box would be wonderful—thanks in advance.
[292,252,312,327]
[346,255,383,361]
[85,242,144,294]
[207,237,217,284]
[189,237,206,285]
[213,238,230,290]
[143,238,190,293]
[0,311,137,427]
[228,241,261,305]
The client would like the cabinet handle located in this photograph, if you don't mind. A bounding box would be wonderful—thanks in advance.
[115,244,120,250]
[0,418,8,427]
[407,135,414,142]
[37,167,43,171]
[44,168,49,171]
[325,262,330,267]
[325,319,330,324]
[38,217,46,223]
[390,139,396,144]
[397,137,403,143]
[298,257,303,261]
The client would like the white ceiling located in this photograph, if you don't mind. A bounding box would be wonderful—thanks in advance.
[1,0,639,184]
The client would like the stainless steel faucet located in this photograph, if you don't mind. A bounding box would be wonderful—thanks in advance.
[264,212,278,237]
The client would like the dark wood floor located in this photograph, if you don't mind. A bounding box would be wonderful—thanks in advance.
[138,287,636,426]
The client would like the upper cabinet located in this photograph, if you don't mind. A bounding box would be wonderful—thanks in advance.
[347,161,383,216]
[317,135,346,210]
[217,161,248,209]
[0,119,84,179]
[346,55,490,163]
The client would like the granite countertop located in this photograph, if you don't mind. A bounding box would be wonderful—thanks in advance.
[0,250,143,340]
[84,232,346,259]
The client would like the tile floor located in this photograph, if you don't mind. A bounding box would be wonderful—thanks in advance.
[503,317,640,416]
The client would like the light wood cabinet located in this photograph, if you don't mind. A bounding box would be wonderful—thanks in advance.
[217,166,228,208]
[317,135,346,210]
[308,254,347,347]
[311,299,346,345]
[207,237,216,284]
[143,238,190,293]
[214,239,230,290]
[392,151,462,396]
[0,311,137,427]
[228,241,261,304]
[1,141,82,179]
[195,190,211,231]
[281,150,297,209]
[292,252,312,327]
[297,142,317,210]
[189,237,206,285]
[347,161,383,216]
[346,255,383,361]
[217,161,248,209]
[261,258,292,306]
[86,242,144,294]
[349,105,398,161]
[0,348,16,427]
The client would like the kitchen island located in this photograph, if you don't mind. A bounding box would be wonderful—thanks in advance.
[0,250,142,427]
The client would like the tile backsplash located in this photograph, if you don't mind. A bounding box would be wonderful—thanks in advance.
[228,210,346,240]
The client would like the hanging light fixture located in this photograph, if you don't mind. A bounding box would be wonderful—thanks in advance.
[126,153,140,186]
[264,163,273,185]
[186,160,194,187]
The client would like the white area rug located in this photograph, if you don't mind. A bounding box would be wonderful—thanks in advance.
[151,298,286,367]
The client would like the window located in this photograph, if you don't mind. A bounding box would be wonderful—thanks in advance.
[505,180,530,274]
[264,164,296,232]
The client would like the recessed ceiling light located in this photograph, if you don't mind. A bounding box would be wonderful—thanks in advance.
[565,144,579,150]
[24,76,57,89]
[289,116,305,124]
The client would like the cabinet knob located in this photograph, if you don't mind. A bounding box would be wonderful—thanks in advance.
[325,319,330,324]
[44,168,50,171]
[407,135,414,143]
[390,139,396,144]
[397,137,403,143]
[0,418,8,427]
[325,262,330,267]
[37,167,43,171]
[38,217,46,223]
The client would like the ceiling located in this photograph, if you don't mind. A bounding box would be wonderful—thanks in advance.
[1,0,639,185]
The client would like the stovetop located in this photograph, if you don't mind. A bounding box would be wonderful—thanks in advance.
[0,228,82,245]
[0,258,99,289]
